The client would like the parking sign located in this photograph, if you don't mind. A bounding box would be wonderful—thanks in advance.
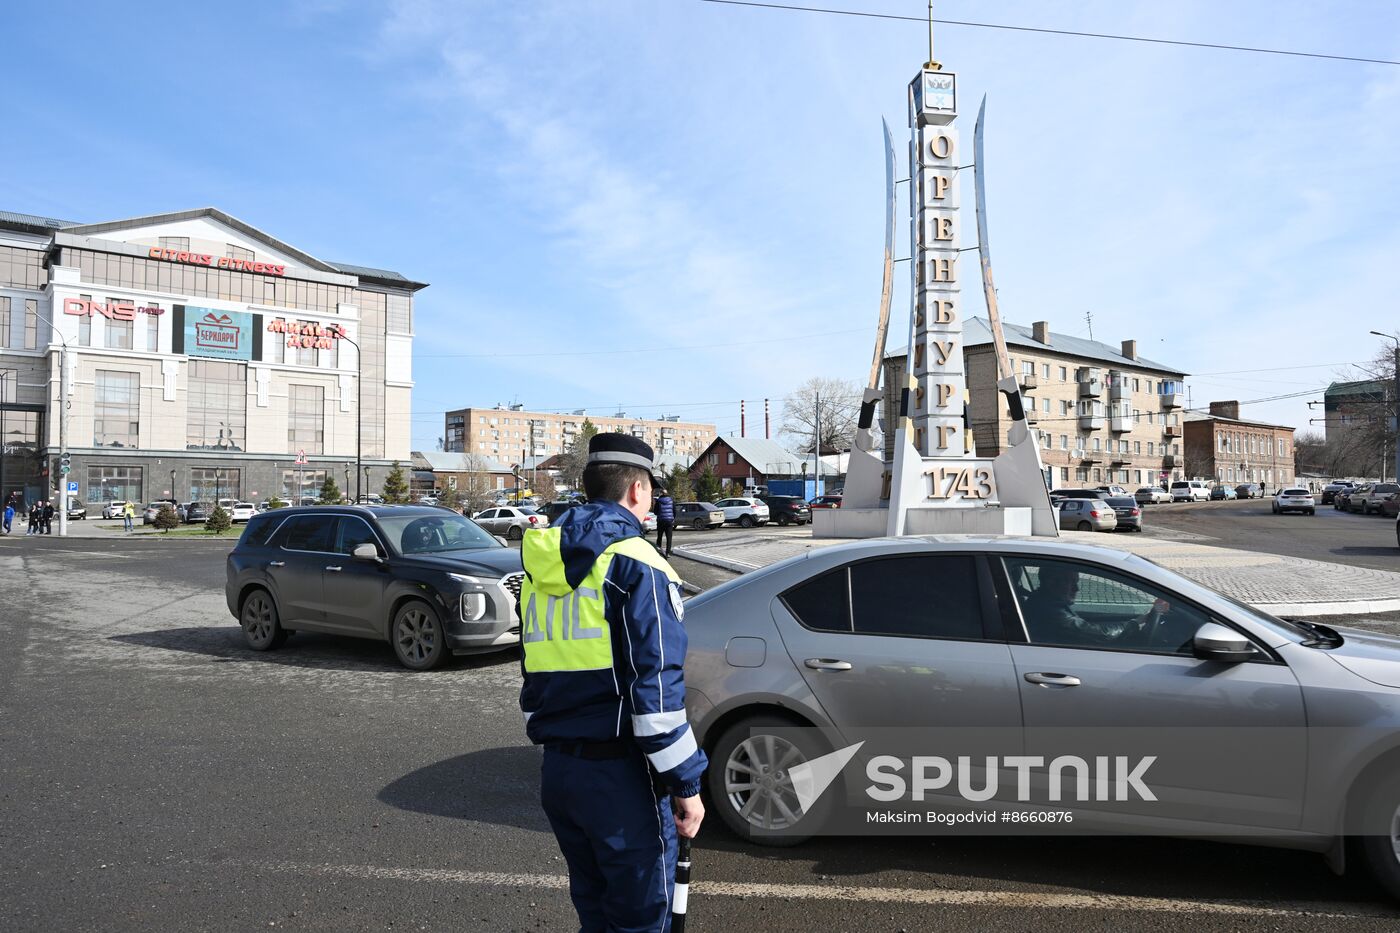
[67,481,78,493]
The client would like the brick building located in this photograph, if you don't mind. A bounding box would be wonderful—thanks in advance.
[886,318,1190,488]
[444,405,714,462]
[1182,402,1296,489]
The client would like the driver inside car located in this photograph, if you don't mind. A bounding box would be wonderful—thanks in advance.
[1023,565,1169,649]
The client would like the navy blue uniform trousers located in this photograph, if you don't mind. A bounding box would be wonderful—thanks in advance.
[541,746,678,933]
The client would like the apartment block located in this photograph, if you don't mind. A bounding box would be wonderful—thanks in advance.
[444,405,715,461]
[1182,401,1295,489]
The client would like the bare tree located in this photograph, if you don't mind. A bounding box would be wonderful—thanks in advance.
[558,419,598,491]
[1326,340,1399,478]
[460,453,498,514]
[780,377,861,454]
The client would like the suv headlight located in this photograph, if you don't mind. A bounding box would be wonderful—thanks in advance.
[449,573,491,622]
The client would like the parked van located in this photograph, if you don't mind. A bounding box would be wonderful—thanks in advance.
[1170,480,1210,502]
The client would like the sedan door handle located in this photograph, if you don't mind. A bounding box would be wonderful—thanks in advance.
[1024,672,1081,688]
[325,566,342,572]
[804,658,853,672]
[268,560,285,568]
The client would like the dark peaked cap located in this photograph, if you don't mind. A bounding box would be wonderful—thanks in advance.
[587,433,656,471]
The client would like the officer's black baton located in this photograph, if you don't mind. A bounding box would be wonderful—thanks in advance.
[671,837,691,932]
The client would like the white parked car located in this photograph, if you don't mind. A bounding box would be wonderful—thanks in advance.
[1134,486,1171,505]
[1169,480,1210,502]
[713,497,771,528]
[229,502,257,523]
[1273,487,1316,515]
[643,512,658,533]
[1095,484,1130,498]
[102,500,130,519]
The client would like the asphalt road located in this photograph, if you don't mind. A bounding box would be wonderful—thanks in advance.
[3,532,1400,931]
[1131,496,1398,572]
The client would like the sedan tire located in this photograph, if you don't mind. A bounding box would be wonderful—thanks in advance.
[707,715,835,847]
[507,525,524,541]
[391,600,448,671]
[1356,771,1400,901]
[1077,521,1092,531]
[240,589,288,651]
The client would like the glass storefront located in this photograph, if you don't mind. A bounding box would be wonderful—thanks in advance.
[86,465,143,504]
[0,407,44,508]
[189,468,241,504]
[281,469,326,504]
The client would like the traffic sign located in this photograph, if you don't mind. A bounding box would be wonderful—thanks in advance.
[67,481,78,493]
[295,449,307,465]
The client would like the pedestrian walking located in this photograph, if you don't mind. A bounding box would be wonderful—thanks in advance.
[2,502,12,535]
[654,486,676,557]
[519,434,706,933]
[26,503,38,536]
[123,501,135,532]
[42,500,54,535]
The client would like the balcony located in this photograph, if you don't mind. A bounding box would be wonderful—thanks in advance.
[1162,454,1178,468]
[1109,416,1132,433]
[1108,376,1129,401]
[1109,455,1131,467]
[1078,414,1103,430]
[1076,449,1102,464]
[1163,424,1180,438]
[1020,373,1038,392]
[1078,378,1102,399]
[1161,392,1182,410]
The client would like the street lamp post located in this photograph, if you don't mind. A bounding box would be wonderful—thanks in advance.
[1369,332,1400,484]
[28,305,71,537]
[336,331,364,503]
[344,463,351,503]
[170,469,176,503]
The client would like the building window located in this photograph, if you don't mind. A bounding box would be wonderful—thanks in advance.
[158,236,190,251]
[85,465,143,504]
[0,245,47,289]
[1060,467,1069,481]
[187,360,247,451]
[1133,378,1140,392]
[146,308,160,352]
[386,294,412,333]
[295,321,317,366]
[1092,438,1101,451]
[1022,360,1035,376]
[1134,441,1141,453]
[1092,468,1102,481]
[1060,435,1068,449]
[727,452,736,465]
[288,384,325,454]
[1061,400,1071,416]
[0,296,8,347]
[281,469,326,503]
[0,369,16,404]
[1148,442,1155,455]
[1058,366,1067,381]
[227,244,255,262]
[1042,397,1050,413]
[190,468,241,503]
[24,299,38,349]
[1075,467,1089,481]
[106,299,134,349]
[94,370,140,447]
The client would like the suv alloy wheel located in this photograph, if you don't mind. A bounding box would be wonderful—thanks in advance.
[240,589,289,651]
[392,600,447,671]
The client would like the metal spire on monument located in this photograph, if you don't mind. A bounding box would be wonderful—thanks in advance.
[814,2,1058,538]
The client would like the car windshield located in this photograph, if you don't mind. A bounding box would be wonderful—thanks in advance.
[376,512,500,554]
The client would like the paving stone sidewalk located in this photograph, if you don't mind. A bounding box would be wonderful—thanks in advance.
[673,528,1400,617]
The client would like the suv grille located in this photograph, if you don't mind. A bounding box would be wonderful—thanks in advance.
[501,572,525,603]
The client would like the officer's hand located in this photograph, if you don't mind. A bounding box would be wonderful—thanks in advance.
[673,794,704,839]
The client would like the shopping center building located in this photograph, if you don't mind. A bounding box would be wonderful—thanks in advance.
[0,207,423,508]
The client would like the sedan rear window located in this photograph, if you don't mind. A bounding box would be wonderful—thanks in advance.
[1281,489,1309,496]
[782,556,984,640]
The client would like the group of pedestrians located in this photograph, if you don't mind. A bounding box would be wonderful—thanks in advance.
[3,494,54,535]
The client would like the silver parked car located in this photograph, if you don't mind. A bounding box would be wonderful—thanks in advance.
[1056,498,1117,532]
[1134,486,1171,505]
[683,536,1400,898]
[472,505,549,540]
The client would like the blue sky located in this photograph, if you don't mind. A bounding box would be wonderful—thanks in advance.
[2,1,1398,452]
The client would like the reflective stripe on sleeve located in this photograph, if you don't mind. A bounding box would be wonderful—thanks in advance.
[645,725,698,773]
[632,709,687,737]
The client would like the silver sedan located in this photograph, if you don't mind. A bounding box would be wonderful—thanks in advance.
[682,536,1400,900]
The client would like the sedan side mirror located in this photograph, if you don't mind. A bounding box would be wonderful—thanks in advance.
[352,542,382,562]
[1192,622,1258,663]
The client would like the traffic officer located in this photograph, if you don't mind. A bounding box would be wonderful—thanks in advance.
[519,433,707,932]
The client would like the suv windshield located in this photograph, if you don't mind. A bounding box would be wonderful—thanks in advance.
[377,512,500,554]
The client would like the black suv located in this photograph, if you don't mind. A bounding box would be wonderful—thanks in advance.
[758,495,811,526]
[225,506,524,670]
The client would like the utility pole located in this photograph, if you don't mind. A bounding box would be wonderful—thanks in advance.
[30,306,71,537]
[1370,332,1400,484]
[813,392,822,498]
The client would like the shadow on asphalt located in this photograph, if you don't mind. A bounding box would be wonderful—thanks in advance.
[694,829,1391,907]
[110,626,521,674]
[379,746,550,832]
[1338,546,1400,557]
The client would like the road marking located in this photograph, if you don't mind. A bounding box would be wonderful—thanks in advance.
[210,859,1398,919]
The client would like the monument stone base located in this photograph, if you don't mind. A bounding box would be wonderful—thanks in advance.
[815,505,1033,538]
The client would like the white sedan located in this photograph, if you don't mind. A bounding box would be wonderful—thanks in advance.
[1134,487,1171,505]
[229,502,257,523]
[1272,487,1316,516]
[713,497,770,528]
